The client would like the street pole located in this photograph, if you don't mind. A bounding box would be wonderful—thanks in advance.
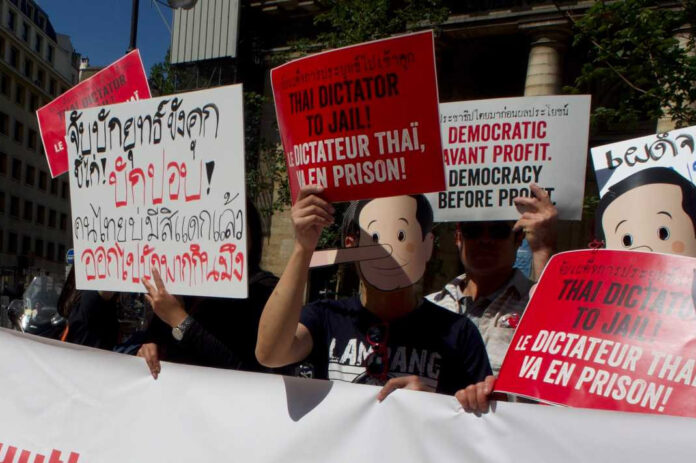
[127,0,140,53]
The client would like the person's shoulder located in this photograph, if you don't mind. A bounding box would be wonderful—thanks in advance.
[303,295,362,316]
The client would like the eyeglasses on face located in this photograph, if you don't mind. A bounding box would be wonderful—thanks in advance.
[459,222,514,240]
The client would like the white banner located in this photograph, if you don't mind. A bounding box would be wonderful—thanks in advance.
[0,328,693,462]
[427,95,591,221]
[591,127,696,197]
[67,85,247,297]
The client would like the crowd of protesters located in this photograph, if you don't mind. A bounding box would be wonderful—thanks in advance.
[53,181,566,415]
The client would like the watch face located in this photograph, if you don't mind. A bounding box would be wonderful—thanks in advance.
[172,327,184,341]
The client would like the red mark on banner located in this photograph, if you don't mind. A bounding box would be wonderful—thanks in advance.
[495,249,696,418]
[37,50,151,178]
[0,442,80,463]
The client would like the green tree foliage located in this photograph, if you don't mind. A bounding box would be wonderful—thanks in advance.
[568,0,696,127]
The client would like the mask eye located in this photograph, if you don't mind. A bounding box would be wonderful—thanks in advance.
[622,234,633,247]
[397,230,406,242]
[371,232,380,243]
[658,226,670,241]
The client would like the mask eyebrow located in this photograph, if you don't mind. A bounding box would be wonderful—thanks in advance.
[367,219,377,229]
[614,219,627,233]
[398,218,409,225]
[657,211,673,219]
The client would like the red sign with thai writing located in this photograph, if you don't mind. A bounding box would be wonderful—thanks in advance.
[271,31,445,203]
[495,249,696,418]
[37,49,151,178]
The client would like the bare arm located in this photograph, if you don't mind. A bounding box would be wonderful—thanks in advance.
[514,184,558,281]
[256,185,335,368]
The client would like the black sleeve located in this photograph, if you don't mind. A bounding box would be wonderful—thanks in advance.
[177,319,244,370]
[299,300,325,345]
[437,318,492,395]
[65,291,118,351]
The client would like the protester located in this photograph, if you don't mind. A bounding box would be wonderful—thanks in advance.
[139,200,279,378]
[59,267,120,351]
[426,184,558,375]
[256,185,493,400]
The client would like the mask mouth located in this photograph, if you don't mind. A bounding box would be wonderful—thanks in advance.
[368,259,410,272]
[629,245,654,252]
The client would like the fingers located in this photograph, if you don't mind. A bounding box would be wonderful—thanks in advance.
[137,343,161,379]
[456,375,496,415]
[152,268,166,293]
[295,184,326,203]
[377,375,427,402]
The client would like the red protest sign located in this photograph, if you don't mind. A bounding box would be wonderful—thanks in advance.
[495,249,696,418]
[37,50,151,178]
[271,31,445,203]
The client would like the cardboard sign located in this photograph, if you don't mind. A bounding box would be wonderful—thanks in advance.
[271,31,445,203]
[495,249,696,418]
[37,50,151,178]
[591,127,696,197]
[67,85,247,298]
[2,329,696,463]
[427,96,591,221]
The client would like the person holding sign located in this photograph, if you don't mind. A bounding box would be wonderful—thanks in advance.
[256,185,492,400]
[427,184,558,375]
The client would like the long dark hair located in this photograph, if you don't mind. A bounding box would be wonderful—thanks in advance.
[57,266,81,318]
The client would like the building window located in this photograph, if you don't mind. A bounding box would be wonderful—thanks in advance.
[14,82,24,106]
[27,129,36,150]
[0,231,4,253]
[36,204,44,224]
[47,45,54,63]
[21,21,29,41]
[8,233,17,253]
[0,72,9,97]
[13,120,23,142]
[9,46,18,68]
[49,78,56,96]
[23,200,32,221]
[7,10,16,31]
[46,242,55,261]
[34,238,43,258]
[11,159,21,181]
[50,178,58,195]
[29,92,38,111]
[34,33,42,54]
[0,152,6,174]
[0,191,5,213]
[36,68,44,89]
[48,209,56,228]
[25,164,35,186]
[38,170,47,190]
[0,112,8,135]
[10,195,19,217]
[23,58,32,79]
[58,244,65,262]
[61,181,68,199]
[21,235,30,255]
[0,35,5,61]
[60,213,67,231]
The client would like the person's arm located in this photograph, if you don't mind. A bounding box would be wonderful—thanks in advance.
[513,183,558,281]
[256,185,335,368]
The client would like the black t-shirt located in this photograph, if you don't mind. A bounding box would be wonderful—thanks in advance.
[300,296,492,395]
[66,290,119,351]
[146,271,279,372]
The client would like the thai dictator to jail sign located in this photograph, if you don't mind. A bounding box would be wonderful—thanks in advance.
[496,249,696,418]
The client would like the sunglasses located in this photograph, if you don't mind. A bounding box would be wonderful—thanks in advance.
[460,222,514,240]
[364,323,389,381]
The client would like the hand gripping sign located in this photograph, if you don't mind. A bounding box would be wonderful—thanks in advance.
[495,249,696,418]
[37,50,151,178]
[271,31,445,203]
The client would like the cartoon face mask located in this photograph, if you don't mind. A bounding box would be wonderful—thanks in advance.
[602,183,696,257]
[355,196,434,291]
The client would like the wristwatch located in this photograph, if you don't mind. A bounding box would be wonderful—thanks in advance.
[172,316,194,341]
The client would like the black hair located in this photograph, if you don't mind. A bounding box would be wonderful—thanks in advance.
[595,167,696,241]
[247,199,264,274]
[341,194,434,245]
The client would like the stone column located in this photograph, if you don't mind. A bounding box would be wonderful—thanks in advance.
[520,21,570,96]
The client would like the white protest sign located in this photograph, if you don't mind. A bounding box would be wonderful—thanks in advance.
[591,127,696,197]
[0,328,694,463]
[427,95,591,221]
[67,85,247,297]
